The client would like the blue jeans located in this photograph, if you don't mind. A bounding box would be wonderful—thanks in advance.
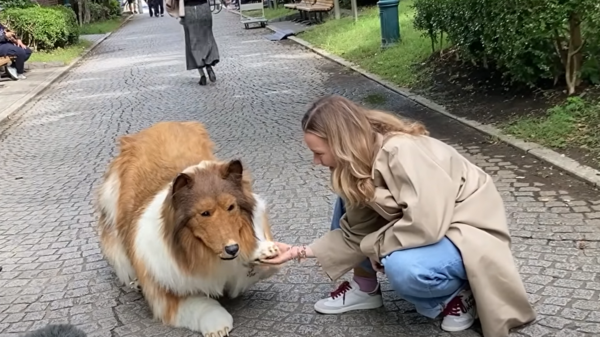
[0,43,32,74]
[331,197,468,318]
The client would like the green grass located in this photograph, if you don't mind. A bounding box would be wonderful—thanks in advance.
[29,40,93,64]
[503,96,600,156]
[246,7,295,20]
[80,18,124,35]
[363,93,387,105]
[300,0,445,87]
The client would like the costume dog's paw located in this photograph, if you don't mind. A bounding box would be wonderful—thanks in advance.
[252,241,279,262]
[129,278,142,292]
[199,307,233,337]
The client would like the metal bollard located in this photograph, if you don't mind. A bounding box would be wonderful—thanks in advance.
[377,0,400,48]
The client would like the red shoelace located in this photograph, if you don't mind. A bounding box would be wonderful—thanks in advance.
[442,293,474,317]
[330,281,352,304]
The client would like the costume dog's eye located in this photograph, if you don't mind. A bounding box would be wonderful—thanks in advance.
[227,204,235,211]
[201,211,210,217]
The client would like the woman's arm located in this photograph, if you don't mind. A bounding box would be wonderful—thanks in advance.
[261,205,387,281]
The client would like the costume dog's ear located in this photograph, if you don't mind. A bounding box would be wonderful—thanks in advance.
[172,172,194,196]
[221,159,243,185]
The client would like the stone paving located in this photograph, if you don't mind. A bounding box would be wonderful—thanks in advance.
[1,10,599,337]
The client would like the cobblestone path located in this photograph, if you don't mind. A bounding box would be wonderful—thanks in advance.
[0,10,599,337]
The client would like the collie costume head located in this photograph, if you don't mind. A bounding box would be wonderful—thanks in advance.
[164,159,258,268]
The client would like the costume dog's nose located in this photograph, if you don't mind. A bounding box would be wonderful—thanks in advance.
[224,244,239,256]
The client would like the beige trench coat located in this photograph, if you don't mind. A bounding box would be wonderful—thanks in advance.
[309,133,536,337]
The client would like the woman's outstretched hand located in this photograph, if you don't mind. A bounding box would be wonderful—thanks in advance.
[259,242,313,265]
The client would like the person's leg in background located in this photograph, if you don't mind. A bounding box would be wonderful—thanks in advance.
[147,0,155,17]
[0,43,29,79]
[158,0,164,16]
[197,66,207,85]
[128,0,138,13]
[382,237,477,332]
[152,1,159,17]
[23,47,32,64]
[313,197,383,314]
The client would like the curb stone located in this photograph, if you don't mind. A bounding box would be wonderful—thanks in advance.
[266,26,600,189]
[25,61,67,70]
[0,14,135,124]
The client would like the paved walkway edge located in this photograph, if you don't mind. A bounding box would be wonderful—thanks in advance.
[0,15,134,124]
[273,30,600,189]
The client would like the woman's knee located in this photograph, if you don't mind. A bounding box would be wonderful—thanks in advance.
[383,253,426,295]
[382,238,467,298]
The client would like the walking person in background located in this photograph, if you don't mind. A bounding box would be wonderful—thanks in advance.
[147,0,164,16]
[125,0,138,14]
[166,0,220,85]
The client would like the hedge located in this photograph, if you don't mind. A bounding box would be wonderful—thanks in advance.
[0,5,79,51]
[412,0,600,94]
[89,0,121,22]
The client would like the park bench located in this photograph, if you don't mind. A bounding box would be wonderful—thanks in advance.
[0,55,17,81]
[297,0,333,23]
[283,0,308,10]
[284,0,311,23]
[285,0,333,25]
[0,56,11,67]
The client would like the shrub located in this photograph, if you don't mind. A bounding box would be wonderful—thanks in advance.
[0,5,79,51]
[53,5,79,44]
[93,0,122,20]
[89,2,107,22]
[106,0,121,18]
[412,0,600,94]
[0,0,35,9]
[71,0,121,24]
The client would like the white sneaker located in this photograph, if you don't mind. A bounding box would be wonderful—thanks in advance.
[314,279,383,314]
[441,288,478,332]
[6,66,18,80]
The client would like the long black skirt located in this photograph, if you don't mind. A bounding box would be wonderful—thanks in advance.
[181,2,220,70]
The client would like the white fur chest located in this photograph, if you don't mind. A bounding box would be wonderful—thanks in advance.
[133,188,264,298]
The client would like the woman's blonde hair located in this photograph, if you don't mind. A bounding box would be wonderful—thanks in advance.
[301,95,429,208]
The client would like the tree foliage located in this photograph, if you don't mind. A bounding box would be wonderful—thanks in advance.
[412,0,600,94]
[0,4,79,50]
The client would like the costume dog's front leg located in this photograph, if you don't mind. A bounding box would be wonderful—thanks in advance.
[141,278,233,337]
[175,296,234,337]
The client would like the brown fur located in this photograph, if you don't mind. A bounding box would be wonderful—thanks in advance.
[96,121,265,328]
[161,159,258,274]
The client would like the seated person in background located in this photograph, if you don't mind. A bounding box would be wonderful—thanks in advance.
[0,22,32,80]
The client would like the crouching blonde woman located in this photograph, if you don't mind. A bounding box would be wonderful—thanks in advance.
[261,95,536,336]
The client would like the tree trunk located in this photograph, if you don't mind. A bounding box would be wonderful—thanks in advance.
[77,0,84,26]
[565,11,584,95]
[84,0,92,24]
